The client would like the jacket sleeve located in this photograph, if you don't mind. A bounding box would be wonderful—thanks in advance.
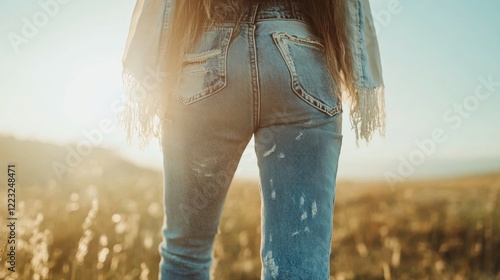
[120,0,175,146]
[122,0,168,69]
[158,0,175,67]
[347,0,384,89]
[346,0,386,144]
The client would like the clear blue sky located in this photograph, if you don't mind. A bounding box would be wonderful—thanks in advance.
[0,0,499,183]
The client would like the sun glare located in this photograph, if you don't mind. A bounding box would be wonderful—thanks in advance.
[63,62,121,127]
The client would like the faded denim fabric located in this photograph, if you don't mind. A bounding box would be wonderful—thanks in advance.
[156,0,384,99]
[159,2,343,280]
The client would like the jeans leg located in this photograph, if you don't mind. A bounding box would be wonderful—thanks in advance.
[157,19,255,279]
[159,102,253,280]
[254,113,343,280]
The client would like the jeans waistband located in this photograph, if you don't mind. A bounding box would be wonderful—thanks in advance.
[214,1,309,24]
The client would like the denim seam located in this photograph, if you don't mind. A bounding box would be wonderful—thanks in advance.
[250,23,261,131]
[248,5,261,131]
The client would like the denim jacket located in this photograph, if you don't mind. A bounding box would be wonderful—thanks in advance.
[122,0,385,145]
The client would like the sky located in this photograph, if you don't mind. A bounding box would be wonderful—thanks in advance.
[0,0,499,184]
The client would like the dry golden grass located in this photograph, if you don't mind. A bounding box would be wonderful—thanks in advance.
[0,135,499,279]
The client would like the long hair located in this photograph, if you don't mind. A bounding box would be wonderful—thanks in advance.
[165,0,356,103]
[304,0,357,102]
[163,0,243,100]
[123,0,357,147]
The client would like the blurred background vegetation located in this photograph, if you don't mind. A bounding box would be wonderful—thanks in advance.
[0,135,499,280]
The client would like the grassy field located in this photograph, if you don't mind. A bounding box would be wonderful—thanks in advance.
[0,135,499,279]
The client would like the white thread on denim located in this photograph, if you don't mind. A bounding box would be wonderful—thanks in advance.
[264,251,279,279]
[311,201,318,218]
[301,212,308,221]
[263,144,276,157]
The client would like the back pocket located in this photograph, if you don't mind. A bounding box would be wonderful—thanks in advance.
[272,32,341,116]
[173,26,234,105]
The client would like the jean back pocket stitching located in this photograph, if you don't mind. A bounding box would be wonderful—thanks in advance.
[173,27,234,105]
[272,32,340,117]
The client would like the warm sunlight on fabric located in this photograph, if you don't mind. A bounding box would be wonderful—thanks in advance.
[63,62,120,127]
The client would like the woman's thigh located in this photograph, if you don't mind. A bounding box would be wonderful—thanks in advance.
[253,19,343,279]
[158,22,256,279]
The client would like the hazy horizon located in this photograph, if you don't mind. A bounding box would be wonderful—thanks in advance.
[1,0,499,184]
[1,132,499,185]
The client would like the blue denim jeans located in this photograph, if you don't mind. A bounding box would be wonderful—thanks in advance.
[159,2,343,279]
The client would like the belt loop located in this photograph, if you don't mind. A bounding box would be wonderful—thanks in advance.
[250,3,259,23]
[289,0,297,19]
